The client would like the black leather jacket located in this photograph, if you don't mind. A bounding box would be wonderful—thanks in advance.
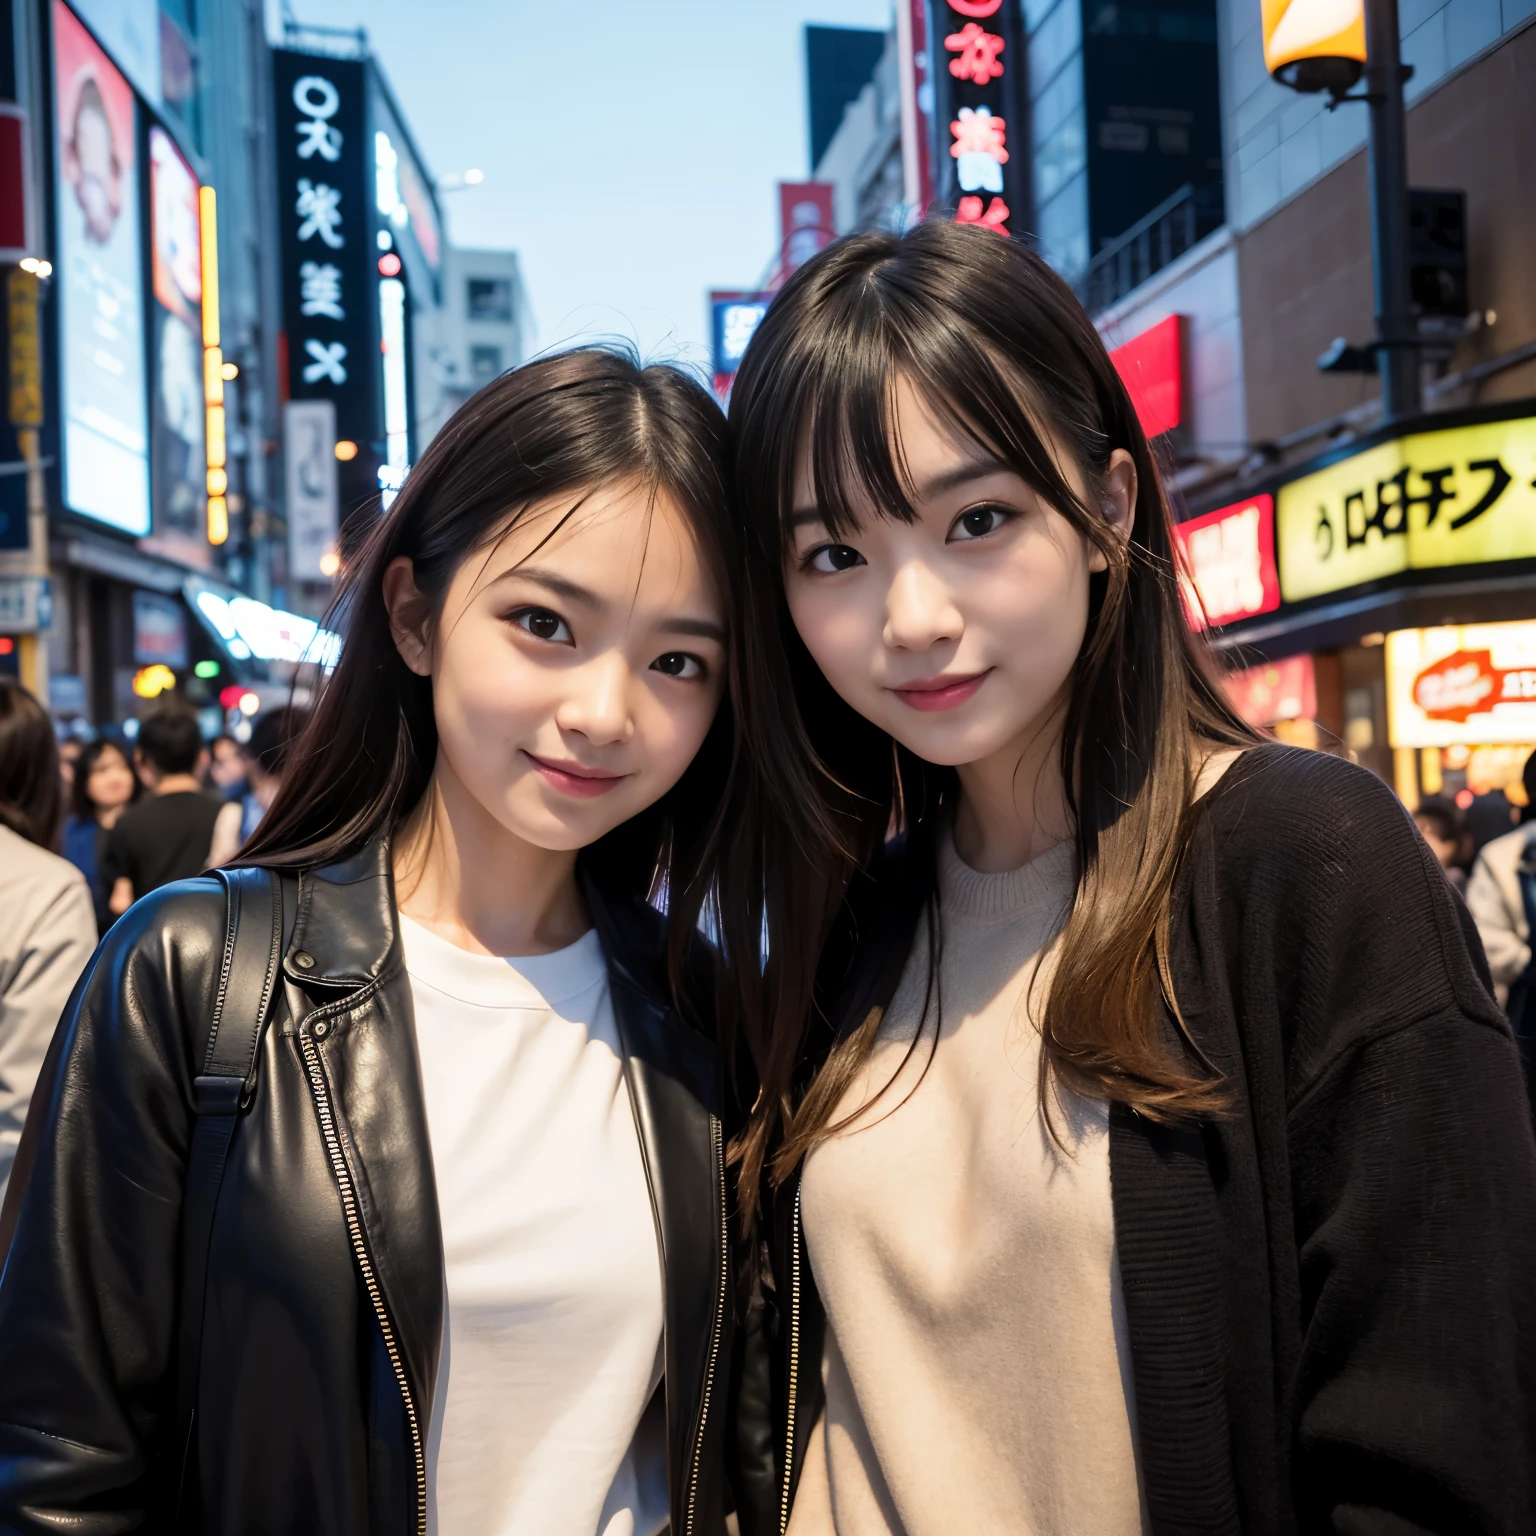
[0,839,736,1536]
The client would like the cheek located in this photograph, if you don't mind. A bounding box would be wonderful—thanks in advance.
[431,622,541,767]
[785,580,877,691]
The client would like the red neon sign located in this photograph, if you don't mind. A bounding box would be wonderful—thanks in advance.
[1172,494,1280,630]
[946,22,1005,83]
[1108,314,1184,439]
[1411,650,1536,723]
[948,0,1004,14]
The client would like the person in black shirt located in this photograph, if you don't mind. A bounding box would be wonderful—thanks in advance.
[102,706,223,917]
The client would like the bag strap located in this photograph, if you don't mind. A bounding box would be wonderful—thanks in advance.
[173,865,283,1515]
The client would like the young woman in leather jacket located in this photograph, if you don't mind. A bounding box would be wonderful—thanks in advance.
[0,349,749,1536]
[716,223,1536,1534]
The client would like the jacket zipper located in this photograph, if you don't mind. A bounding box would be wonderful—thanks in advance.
[779,1179,803,1536]
[684,1114,729,1536]
[299,1019,427,1536]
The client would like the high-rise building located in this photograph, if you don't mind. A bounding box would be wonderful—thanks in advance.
[805,25,888,171]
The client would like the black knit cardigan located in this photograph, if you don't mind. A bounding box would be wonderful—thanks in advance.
[734,745,1536,1536]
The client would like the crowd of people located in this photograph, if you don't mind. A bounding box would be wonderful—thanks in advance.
[0,686,304,1201]
[0,225,1530,1535]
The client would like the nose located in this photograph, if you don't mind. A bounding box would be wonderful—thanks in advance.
[883,559,963,653]
[555,651,635,748]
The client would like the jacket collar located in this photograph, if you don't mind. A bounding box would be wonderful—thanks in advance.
[284,838,401,991]
[280,836,679,1016]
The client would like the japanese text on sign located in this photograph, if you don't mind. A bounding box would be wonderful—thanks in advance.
[1276,415,1536,603]
[292,73,347,385]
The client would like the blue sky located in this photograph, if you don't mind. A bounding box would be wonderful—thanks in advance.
[276,0,893,373]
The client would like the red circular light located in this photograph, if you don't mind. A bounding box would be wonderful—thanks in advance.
[0,637,13,655]
[219,684,245,709]
[1455,788,1475,809]
[378,253,402,277]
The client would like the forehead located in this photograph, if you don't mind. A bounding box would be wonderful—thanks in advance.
[470,479,722,607]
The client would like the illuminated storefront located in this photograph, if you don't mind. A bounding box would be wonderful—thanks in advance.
[1182,399,1536,805]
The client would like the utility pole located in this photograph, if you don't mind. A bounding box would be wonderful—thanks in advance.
[1362,0,1421,420]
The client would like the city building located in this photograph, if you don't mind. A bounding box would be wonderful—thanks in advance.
[417,245,530,442]
[1102,0,1536,809]
[0,0,299,731]
[805,24,887,171]
[811,28,903,236]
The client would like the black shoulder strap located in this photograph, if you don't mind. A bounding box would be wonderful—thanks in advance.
[173,865,282,1515]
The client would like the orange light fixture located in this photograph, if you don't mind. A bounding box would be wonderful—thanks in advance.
[132,664,177,699]
[1261,0,1365,94]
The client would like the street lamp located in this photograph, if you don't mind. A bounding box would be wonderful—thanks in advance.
[1264,0,1422,421]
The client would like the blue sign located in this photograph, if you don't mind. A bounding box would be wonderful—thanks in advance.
[710,294,771,378]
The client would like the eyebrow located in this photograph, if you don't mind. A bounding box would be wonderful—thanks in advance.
[493,565,726,644]
[788,455,1015,530]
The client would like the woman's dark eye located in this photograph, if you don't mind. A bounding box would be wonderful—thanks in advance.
[807,543,865,574]
[652,652,703,680]
[952,506,1007,541]
[513,607,572,644]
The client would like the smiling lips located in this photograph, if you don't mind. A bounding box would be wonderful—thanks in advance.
[889,669,992,712]
[523,751,630,798]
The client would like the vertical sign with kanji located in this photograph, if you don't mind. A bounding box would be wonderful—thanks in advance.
[930,1,1028,235]
[272,50,379,524]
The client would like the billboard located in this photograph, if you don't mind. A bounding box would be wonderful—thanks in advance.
[273,50,379,518]
[708,291,771,400]
[1172,494,1280,631]
[1108,314,1184,440]
[144,124,207,567]
[1276,414,1536,603]
[54,0,150,536]
[778,182,835,277]
[1387,622,1536,749]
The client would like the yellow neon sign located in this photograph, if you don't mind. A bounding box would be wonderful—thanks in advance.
[1276,415,1536,603]
[200,185,226,545]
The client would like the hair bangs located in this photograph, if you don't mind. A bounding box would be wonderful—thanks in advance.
[778,266,1104,554]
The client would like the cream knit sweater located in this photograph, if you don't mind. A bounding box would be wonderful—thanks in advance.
[788,830,1149,1536]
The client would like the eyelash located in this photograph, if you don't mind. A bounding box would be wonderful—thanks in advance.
[797,502,1014,572]
[510,607,709,682]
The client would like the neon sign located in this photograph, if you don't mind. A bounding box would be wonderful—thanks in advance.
[936,2,1021,235]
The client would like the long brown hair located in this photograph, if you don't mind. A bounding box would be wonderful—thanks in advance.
[722,220,1257,1212]
[239,347,742,974]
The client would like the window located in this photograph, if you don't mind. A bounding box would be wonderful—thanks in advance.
[467,277,512,322]
[469,345,504,383]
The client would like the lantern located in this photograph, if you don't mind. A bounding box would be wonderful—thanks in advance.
[1261,0,1365,94]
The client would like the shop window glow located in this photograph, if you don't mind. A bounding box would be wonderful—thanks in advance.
[132,664,177,699]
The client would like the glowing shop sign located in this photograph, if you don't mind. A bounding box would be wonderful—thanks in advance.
[1172,494,1280,630]
[192,586,341,668]
[1387,621,1536,749]
[1276,413,1536,603]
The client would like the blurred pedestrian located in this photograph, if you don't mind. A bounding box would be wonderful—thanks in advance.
[1466,785,1520,861]
[1467,751,1536,1091]
[62,738,143,933]
[0,679,95,1207]
[207,707,307,867]
[205,731,246,801]
[1413,793,1469,894]
[100,705,223,918]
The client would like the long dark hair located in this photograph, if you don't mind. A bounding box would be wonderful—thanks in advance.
[0,678,62,849]
[240,348,740,950]
[722,220,1257,1210]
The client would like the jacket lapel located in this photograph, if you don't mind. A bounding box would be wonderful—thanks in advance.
[285,840,444,1430]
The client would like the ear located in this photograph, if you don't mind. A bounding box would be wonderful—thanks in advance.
[1086,448,1138,574]
[382,556,435,678]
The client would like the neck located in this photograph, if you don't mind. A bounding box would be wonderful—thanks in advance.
[97,803,127,829]
[392,753,587,958]
[950,695,1073,874]
[152,773,200,796]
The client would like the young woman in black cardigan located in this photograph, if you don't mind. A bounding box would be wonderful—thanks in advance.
[717,221,1536,1535]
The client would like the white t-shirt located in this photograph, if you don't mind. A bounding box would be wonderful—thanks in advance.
[399,914,668,1536]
